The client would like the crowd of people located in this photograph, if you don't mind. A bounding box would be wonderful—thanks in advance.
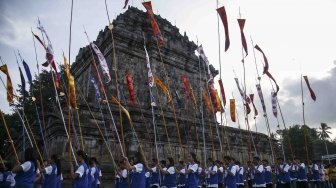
[1,148,336,188]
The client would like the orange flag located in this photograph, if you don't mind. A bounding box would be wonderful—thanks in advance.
[0,64,14,103]
[230,99,236,122]
[203,90,212,111]
[142,1,164,46]
[215,90,222,112]
[154,76,172,103]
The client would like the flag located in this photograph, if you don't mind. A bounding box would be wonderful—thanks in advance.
[218,79,226,106]
[265,71,280,95]
[144,45,154,87]
[0,65,14,103]
[19,67,26,101]
[154,76,172,103]
[123,0,129,9]
[249,94,258,118]
[126,70,135,106]
[112,96,132,124]
[237,19,248,56]
[215,90,222,112]
[63,55,77,109]
[35,25,61,90]
[182,73,190,98]
[254,45,269,74]
[216,6,230,52]
[190,85,197,108]
[32,32,46,50]
[271,92,277,117]
[234,77,250,103]
[303,75,316,101]
[256,84,266,114]
[91,43,111,83]
[142,1,164,46]
[22,60,32,85]
[230,99,236,122]
[90,75,102,102]
[196,45,212,81]
[245,103,251,115]
[209,83,220,112]
[203,90,212,111]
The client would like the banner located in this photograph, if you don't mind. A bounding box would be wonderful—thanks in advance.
[303,75,316,101]
[271,92,277,117]
[230,99,236,122]
[63,55,77,108]
[218,79,226,106]
[91,43,111,83]
[144,45,154,87]
[154,76,172,103]
[256,84,266,114]
[0,65,14,103]
[216,6,230,51]
[238,19,248,56]
[142,1,164,46]
[126,70,135,106]
[249,94,258,118]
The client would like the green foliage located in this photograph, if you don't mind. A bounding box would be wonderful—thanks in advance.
[282,124,336,161]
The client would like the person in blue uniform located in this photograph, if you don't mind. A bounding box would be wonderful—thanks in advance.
[13,148,38,188]
[186,152,199,188]
[158,157,177,188]
[89,157,100,188]
[159,160,167,187]
[125,151,147,188]
[277,157,290,188]
[1,161,15,188]
[235,161,244,188]
[117,159,129,188]
[40,154,59,188]
[262,159,273,188]
[288,159,298,188]
[150,158,160,188]
[215,160,224,188]
[177,160,186,188]
[310,160,321,188]
[224,156,237,188]
[70,150,89,188]
[295,158,308,188]
[246,161,253,188]
[206,158,218,188]
[252,156,265,188]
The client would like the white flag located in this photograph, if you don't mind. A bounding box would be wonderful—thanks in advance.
[271,92,277,117]
[144,45,154,87]
[91,43,111,83]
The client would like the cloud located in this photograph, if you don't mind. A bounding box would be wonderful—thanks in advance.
[279,65,336,129]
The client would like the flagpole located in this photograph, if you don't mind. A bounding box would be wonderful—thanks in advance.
[83,29,125,156]
[0,110,20,163]
[17,51,50,159]
[300,74,309,163]
[250,38,276,163]
[31,29,49,157]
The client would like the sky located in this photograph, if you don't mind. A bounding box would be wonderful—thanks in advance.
[0,0,336,140]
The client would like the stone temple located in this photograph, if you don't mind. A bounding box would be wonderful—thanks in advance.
[40,6,276,167]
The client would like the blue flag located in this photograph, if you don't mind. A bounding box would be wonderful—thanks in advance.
[19,67,26,101]
[22,60,32,84]
[89,75,102,101]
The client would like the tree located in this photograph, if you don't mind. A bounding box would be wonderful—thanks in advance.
[318,123,332,161]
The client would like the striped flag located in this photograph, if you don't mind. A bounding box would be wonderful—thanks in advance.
[91,43,111,83]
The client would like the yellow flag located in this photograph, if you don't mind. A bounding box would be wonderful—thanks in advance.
[112,96,132,124]
[154,76,172,103]
[230,99,236,122]
[63,55,77,109]
[189,85,197,108]
[0,64,14,103]
[203,90,212,111]
[215,89,222,112]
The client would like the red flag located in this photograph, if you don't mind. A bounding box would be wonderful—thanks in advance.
[32,32,46,50]
[303,76,316,101]
[254,44,269,74]
[216,6,230,52]
[126,70,135,106]
[123,0,129,9]
[182,73,190,99]
[209,83,220,112]
[142,1,164,46]
[249,94,258,118]
[237,19,248,56]
[218,79,226,106]
[265,71,279,95]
